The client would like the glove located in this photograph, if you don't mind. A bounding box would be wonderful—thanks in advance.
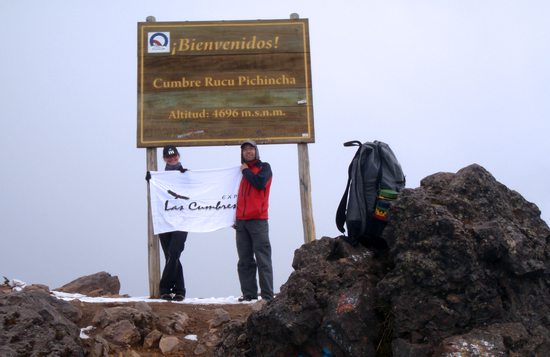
[145,171,151,181]
[179,167,188,173]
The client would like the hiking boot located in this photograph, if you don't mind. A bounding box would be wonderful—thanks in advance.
[173,294,185,301]
[160,294,172,301]
[238,296,258,302]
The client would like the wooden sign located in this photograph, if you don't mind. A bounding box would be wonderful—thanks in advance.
[137,19,314,147]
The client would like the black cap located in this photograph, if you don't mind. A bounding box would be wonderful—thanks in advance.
[163,146,179,157]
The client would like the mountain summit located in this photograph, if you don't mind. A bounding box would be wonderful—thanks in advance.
[217,164,550,356]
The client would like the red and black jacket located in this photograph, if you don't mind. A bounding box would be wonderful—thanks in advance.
[236,160,272,220]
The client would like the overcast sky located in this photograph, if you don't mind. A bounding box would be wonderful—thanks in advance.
[1,1,549,298]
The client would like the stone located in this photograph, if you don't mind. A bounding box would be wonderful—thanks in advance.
[143,329,163,349]
[55,271,120,296]
[194,343,208,355]
[23,284,50,293]
[159,335,182,354]
[215,164,550,357]
[209,308,230,328]
[135,301,153,314]
[250,299,267,312]
[203,332,221,347]
[0,289,84,356]
[436,330,507,356]
[173,312,190,332]
[103,320,141,346]
[92,306,154,330]
[81,335,109,357]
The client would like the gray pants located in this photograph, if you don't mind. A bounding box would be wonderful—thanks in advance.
[235,219,273,300]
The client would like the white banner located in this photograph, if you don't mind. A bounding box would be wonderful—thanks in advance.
[149,166,241,234]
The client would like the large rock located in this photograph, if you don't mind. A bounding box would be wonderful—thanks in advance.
[0,289,84,356]
[56,271,120,296]
[216,164,550,356]
[216,236,381,356]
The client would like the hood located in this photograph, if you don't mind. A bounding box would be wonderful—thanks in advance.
[240,140,260,163]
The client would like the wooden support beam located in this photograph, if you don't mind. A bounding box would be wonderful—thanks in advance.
[144,16,161,299]
[146,147,160,298]
[297,143,316,243]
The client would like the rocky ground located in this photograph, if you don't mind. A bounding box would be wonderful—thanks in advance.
[3,164,549,356]
[0,283,257,356]
[216,164,550,356]
[75,298,255,356]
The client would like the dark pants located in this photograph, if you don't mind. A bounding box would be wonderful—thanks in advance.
[159,231,187,296]
[235,219,273,300]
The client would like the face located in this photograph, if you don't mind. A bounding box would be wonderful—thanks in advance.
[241,145,256,162]
[163,154,180,165]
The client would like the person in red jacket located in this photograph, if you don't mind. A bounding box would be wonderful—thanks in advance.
[235,140,274,302]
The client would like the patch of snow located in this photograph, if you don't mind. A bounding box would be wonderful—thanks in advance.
[184,334,197,341]
[5,279,252,305]
[6,278,26,291]
[52,291,245,304]
[80,326,94,339]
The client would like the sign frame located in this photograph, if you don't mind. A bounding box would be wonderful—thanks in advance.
[137,19,315,147]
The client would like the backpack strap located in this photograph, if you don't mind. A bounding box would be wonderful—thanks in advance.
[335,141,362,233]
[375,143,384,192]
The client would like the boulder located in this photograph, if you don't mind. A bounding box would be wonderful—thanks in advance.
[55,271,120,296]
[216,236,379,356]
[216,164,550,356]
[0,289,84,356]
[378,164,550,355]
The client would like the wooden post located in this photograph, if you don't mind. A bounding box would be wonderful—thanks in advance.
[290,13,315,243]
[146,148,160,298]
[145,16,160,298]
[297,143,316,243]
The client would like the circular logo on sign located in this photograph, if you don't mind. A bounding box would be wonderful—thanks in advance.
[149,32,169,47]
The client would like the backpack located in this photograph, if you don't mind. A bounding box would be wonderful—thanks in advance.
[335,140,405,247]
